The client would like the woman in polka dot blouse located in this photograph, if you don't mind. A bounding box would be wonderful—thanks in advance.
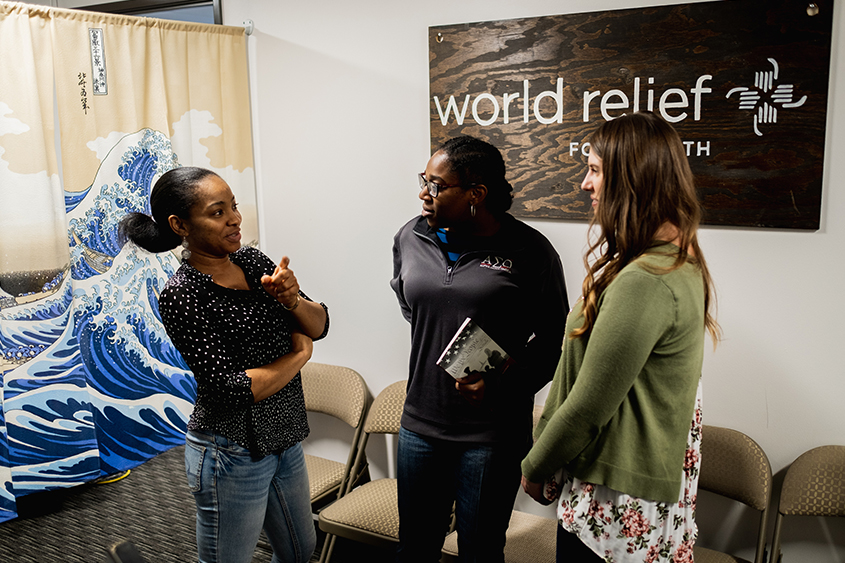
[120,166,329,563]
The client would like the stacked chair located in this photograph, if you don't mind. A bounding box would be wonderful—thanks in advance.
[694,425,773,563]
[770,445,845,563]
[317,380,408,563]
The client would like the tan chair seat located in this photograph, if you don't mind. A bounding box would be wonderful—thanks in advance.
[441,510,556,563]
[305,454,345,502]
[693,546,752,563]
[319,478,399,544]
[317,380,408,562]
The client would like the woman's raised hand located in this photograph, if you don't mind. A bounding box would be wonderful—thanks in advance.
[261,256,300,309]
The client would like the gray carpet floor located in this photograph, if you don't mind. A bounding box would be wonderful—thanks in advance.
[0,445,394,563]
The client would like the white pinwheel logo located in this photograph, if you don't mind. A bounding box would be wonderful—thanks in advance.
[726,58,808,136]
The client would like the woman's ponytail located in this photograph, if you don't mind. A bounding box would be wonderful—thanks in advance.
[119,212,181,252]
[118,166,218,254]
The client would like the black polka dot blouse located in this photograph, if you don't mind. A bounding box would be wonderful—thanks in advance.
[158,246,329,456]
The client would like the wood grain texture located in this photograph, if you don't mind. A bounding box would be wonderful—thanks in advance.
[429,0,833,229]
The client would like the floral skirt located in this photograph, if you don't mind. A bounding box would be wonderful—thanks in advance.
[546,381,703,563]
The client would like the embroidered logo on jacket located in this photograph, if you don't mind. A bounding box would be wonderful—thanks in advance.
[480,255,513,273]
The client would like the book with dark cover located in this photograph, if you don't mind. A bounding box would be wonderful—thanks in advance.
[436,317,511,379]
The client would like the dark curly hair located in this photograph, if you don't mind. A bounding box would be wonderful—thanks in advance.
[438,136,514,217]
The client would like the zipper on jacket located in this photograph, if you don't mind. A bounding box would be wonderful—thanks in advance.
[412,227,490,285]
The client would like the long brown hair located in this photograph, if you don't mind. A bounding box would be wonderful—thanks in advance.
[572,112,720,343]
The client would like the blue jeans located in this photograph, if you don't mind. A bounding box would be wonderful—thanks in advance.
[396,427,529,563]
[185,430,316,563]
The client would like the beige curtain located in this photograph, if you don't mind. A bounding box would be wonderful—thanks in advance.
[51,10,257,234]
[0,1,256,522]
[0,4,67,281]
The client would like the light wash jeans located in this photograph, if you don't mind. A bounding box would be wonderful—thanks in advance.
[395,426,529,563]
[185,430,316,563]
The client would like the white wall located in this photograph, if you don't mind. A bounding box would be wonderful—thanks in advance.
[223,0,844,559]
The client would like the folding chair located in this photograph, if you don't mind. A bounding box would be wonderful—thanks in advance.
[301,362,372,511]
[770,445,845,563]
[694,425,773,563]
[317,380,407,563]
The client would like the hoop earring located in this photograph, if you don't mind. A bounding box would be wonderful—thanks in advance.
[470,204,476,218]
[181,237,191,261]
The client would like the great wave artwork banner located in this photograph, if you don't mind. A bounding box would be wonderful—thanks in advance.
[0,3,256,522]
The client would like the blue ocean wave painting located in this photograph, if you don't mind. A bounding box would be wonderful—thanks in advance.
[64,186,91,214]
[0,129,195,522]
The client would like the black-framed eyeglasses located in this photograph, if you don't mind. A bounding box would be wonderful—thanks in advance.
[418,172,462,198]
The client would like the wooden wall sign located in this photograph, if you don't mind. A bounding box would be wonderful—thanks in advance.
[429,0,833,229]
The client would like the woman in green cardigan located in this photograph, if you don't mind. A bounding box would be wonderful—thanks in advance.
[521,111,720,563]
